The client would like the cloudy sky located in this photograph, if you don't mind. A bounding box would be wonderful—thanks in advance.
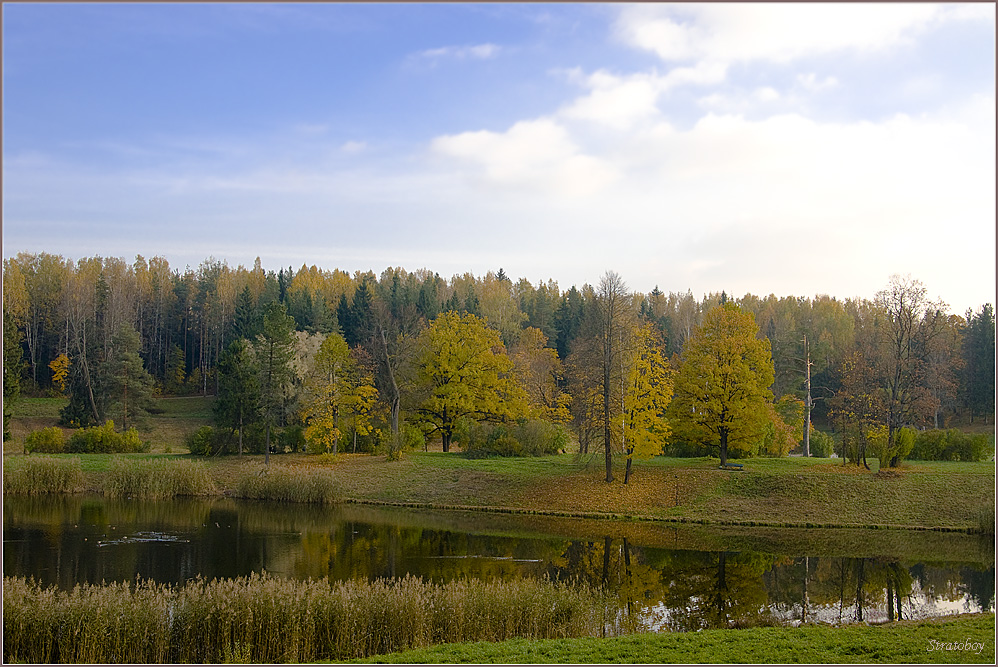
[3,3,995,313]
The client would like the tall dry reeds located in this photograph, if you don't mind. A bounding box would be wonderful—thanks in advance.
[3,572,625,663]
[2,456,85,495]
[101,458,217,499]
[234,464,339,504]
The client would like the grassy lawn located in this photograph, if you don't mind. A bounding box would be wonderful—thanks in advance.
[344,614,996,664]
[5,395,214,455]
[6,397,994,530]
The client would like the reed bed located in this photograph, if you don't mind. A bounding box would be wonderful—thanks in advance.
[2,456,85,495]
[101,458,217,499]
[235,464,340,504]
[3,573,624,664]
[3,577,173,664]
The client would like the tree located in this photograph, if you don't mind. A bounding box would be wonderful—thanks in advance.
[410,311,526,452]
[873,275,946,467]
[668,303,775,467]
[830,349,878,468]
[104,324,156,432]
[215,338,260,455]
[302,332,353,454]
[508,327,571,423]
[3,316,24,441]
[254,302,296,463]
[621,323,672,483]
[961,304,995,423]
[594,271,636,482]
[48,353,70,394]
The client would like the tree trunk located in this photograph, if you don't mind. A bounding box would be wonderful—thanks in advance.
[803,336,812,457]
[624,450,633,484]
[719,431,728,467]
[265,420,270,465]
[887,576,894,623]
[332,405,339,455]
[603,337,613,483]
[238,408,243,456]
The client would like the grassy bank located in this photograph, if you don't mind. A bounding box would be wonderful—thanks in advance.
[224,451,994,532]
[3,450,993,530]
[347,614,995,664]
[3,573,621,664]
[6,397,994,530]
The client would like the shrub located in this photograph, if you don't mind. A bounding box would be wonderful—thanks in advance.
[809,428,835,458]
[909,429,995,462]
[463,419,568,458]
[278,425,306,453]
[661,437,704,458]
[67,421,148,454]
[3,456,85,495]
[24,427,67,454]
[185,425,228,456]
[102,458,217,499]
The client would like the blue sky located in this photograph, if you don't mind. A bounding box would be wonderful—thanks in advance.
[3,3,995,314]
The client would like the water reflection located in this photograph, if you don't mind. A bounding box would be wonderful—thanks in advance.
[3,494,993,629]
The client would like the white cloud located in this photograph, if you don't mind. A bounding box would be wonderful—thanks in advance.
[615,3,957,64]
[340,140,366,154]
[558,62,727,131]
[796,73,839,93]
[753,87,780,103]
[430,118,618,196]
[412,43,500,62]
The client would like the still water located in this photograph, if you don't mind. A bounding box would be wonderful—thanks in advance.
[4,494,993,630]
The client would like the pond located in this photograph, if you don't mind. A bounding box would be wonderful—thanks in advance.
[3,494,993,630]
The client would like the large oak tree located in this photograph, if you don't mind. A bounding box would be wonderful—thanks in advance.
[668,303,774,467]
[410,311,526,452]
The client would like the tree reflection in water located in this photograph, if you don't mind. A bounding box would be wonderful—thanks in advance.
[3,495,993,629]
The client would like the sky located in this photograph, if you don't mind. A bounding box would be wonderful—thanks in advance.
[3,2,995,314]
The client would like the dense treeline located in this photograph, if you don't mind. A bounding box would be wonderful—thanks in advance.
[3,253,994,470]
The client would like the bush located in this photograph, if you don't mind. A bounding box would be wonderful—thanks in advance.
[24,427,67,454]
[809,428,835,458]
[278,425,305,453]
[463,419,568,458]
[909,429,995,462]
[67,421,148,453]
[661,437,704,458]
[185,426,230,456]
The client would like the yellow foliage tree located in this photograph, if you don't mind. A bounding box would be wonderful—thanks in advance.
[412,312,527,452]
[668,303,775,467]
[622,323,673,482]
[509,327,571,423]
[48,353,70,394]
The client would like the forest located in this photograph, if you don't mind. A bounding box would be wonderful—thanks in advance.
[3,253,994,475]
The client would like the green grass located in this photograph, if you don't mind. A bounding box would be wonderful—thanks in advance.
[9,397,67,419]
[6,395,215,455]
[346,614,996,664]
[5,395,994,530]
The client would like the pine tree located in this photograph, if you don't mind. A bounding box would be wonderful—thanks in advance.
[215,338,260,455]
[254,302,296,463]
[105,325,156,431]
